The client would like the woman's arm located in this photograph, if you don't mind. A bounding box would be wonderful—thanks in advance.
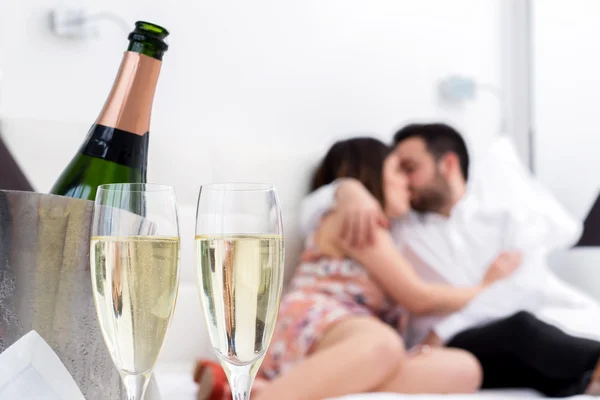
[317,213,516,315]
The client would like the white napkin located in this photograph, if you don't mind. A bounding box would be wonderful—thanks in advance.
[0,330,85,400]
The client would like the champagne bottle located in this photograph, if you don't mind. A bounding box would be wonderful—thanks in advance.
[50,21,169,200]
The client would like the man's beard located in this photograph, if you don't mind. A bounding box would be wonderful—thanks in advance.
[410,174,452,214]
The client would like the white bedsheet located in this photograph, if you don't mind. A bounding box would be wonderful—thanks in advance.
[330,394,593,400]
[153,363,595,400]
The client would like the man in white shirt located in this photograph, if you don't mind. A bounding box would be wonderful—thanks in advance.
[300,123,600,397]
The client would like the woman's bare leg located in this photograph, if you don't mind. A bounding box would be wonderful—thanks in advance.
[255,318,481,400]
[378,347,482,394]
[254,316,405,400]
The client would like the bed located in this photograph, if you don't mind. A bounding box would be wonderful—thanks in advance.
[153,362,596,400]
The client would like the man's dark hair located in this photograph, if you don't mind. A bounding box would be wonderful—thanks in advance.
[393,123,470,181]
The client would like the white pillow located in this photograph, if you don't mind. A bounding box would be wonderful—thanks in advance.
[464,135,582,253]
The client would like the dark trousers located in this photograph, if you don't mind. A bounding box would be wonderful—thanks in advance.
[447,311,600,397]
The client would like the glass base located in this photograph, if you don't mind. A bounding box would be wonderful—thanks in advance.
[121,371,152,400]
[221,361,262,400]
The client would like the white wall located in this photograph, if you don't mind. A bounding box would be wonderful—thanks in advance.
[1,0,503,198]
[532,0,600,297]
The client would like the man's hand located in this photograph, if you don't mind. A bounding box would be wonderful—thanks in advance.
[482,251,522,287]
[421,331,443,347]
[335,179,388,248]
[408,331,442,356]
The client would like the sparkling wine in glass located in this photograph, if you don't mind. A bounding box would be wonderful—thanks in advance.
[91,183,180,400]
[195,183,284,400]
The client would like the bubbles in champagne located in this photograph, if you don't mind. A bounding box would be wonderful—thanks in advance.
[195,235,284,366]
[91,236,180,375]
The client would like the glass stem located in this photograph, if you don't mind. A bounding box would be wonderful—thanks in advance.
[122,372,151,400]
[228,364,253,400]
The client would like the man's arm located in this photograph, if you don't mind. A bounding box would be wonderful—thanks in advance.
[432,283,520,343]
[433,255,530,343]
[300,178,388,245]
[299,182,339,237]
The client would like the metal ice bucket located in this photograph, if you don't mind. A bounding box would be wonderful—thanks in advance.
[0,190,161,399]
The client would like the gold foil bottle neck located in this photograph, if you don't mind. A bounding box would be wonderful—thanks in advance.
[96,51,162,135]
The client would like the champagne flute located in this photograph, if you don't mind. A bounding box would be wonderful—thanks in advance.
[195,183,284,400]
[91,183,181,400]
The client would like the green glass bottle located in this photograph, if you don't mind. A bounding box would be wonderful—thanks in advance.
[50,21,169,200]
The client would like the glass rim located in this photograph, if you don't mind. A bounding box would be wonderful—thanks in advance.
[199,182,275,192]
[97,183,175,193]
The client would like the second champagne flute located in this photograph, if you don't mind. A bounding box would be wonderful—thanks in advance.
[195,183,284,400]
